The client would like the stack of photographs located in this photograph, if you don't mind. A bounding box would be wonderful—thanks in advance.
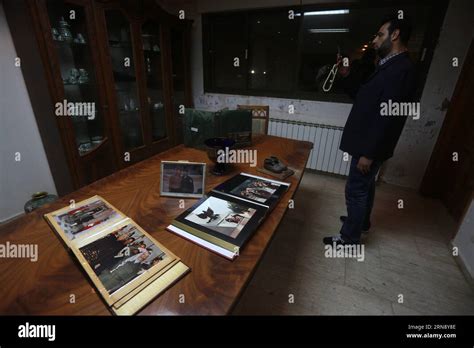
[44,196,189,315]
[167,173,290,260]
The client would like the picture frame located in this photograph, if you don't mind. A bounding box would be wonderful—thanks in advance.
[160,161,206,198]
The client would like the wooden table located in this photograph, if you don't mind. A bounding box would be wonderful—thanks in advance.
[0,135,312,315]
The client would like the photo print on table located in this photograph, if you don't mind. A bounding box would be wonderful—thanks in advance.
[79,223,168,294]
[161,161,206,198]
[184,196,256,239]
[229,177,281,203]
[53,198,122,241]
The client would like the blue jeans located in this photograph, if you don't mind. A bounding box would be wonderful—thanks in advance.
[340,157,382,243]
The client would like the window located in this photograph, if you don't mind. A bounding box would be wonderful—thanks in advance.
[202,0,447,103]
[203,12,248,91]
[247,10,299,92]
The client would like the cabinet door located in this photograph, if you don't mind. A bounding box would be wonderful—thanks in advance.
[99,7,176,165]
[41,0,117,187]
[169,26,191,144]
[141,19,170,143]
[103,9,145,153]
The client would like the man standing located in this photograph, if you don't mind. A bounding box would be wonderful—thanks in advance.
[323,15,417,246]
[180,169,195,193]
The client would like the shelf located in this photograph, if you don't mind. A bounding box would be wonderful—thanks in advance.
[119,109,141,114]
[109,40,132,49]
[143,49,161,54]
[63,82,94,86]
[54,40,87,47]
[113,71,137,82]
[109,45,133,49]
[77,138,107,157]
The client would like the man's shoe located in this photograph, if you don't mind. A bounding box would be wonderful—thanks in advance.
[264,156,287,173]
[322,235,358,246]
[339,215,370,233]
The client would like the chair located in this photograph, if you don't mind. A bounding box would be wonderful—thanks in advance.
[237,105,269,135]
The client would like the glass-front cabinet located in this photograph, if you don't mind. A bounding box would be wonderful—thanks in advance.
[97,1,186,165]
[29,0,192,188]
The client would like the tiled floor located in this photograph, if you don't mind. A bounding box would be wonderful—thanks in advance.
[232,172,474,315]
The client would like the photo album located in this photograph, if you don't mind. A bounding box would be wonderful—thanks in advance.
[167,173,290,260]
[44,196,189,315]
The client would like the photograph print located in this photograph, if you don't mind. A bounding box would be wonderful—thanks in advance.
[53,198,121,241]
[184,196,256,239]
[79,223,168,294]
[161,161,206,198]
[230,177,281,203]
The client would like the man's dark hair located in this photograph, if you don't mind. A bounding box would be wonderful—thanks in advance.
[381,15,412,45]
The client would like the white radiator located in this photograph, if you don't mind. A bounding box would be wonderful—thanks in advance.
[268,118,351,176]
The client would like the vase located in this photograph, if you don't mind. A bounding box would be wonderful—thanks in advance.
[24,192,58,213]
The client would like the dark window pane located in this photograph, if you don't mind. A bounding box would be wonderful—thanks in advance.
[209,13,247,90]
[248,11,299,91]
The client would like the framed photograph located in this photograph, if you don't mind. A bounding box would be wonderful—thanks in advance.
[160,161,206,198]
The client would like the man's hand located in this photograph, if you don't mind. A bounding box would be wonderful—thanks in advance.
[357,156,373,175]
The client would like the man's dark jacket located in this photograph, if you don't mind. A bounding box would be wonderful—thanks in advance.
[340,52,417,161]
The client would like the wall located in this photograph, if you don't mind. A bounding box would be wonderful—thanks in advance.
[0,3,57,222]
[169,0,474,189]
[382,0,474,188]
[453,199,474,278]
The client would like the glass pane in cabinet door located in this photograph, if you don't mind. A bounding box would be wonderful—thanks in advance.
[170,29,186,117]
[47,1,105,156]
[142,21,167,142]
[105,11,144,150]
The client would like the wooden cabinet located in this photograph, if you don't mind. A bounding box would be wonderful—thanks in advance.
[27,0,193,189]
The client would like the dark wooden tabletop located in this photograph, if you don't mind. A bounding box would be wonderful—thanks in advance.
[0,135,312,315]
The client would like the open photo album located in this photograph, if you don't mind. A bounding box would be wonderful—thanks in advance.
[44,196,189,315]
[167,173,290,260]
